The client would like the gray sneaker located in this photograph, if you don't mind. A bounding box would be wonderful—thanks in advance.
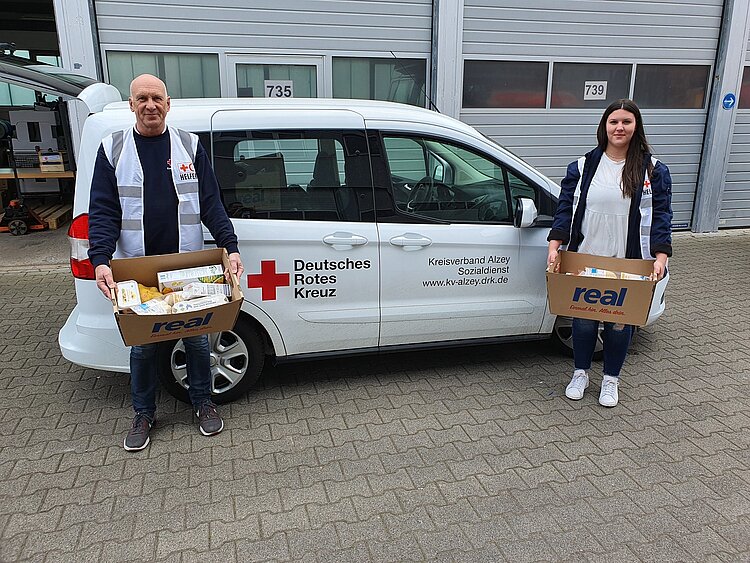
[196,402,224,436]
[124,413,154,451]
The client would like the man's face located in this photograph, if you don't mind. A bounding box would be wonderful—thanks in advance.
[129,77,170,137]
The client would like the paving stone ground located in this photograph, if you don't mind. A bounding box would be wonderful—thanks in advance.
[1,230,749,562]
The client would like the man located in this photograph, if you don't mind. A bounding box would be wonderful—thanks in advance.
[88,74,244,451]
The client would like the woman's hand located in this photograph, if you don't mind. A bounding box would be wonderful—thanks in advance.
[653,253,668,280]
[547,241,562,272]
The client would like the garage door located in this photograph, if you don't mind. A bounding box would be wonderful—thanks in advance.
[460,0,724,230]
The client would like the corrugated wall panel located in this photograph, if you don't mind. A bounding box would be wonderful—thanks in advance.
[461,1,723,229]
[722,114,750,227]
[463,0,723,61]
[95,0,433,54]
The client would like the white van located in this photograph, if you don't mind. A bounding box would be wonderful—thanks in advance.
[0,60,668,403]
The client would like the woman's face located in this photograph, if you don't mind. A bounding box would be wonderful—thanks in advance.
[606,109,636,151]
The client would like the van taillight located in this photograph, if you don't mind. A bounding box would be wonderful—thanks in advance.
[68,213,94,279]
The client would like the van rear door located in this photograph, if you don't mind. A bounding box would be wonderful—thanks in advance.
[0,54,122,161]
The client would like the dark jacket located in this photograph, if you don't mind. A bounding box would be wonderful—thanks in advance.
[548,146,673,258]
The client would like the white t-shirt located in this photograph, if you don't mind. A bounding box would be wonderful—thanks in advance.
[579,154,631,258]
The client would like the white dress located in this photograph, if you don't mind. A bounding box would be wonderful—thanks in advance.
[578,154,631,258]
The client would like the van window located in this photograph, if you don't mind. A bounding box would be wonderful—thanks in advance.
[202,130,372,222]
[381,134,513,223]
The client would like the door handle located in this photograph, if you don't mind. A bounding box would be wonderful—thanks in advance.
[323,232,368,248]
[389,233,432,249]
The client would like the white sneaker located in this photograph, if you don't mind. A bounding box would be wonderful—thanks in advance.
[599,375,620,407]
[565,369,589,400]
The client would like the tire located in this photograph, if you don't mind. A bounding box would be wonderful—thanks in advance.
[8,219,28,236]
[551,316,604,360]
[158,316,265,404]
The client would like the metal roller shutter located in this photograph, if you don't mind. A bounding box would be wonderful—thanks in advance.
[461,0,724,229]
[95,0,433,55]
[722,41,750,228]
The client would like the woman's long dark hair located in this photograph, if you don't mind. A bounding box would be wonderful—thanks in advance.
[596,99,653,198]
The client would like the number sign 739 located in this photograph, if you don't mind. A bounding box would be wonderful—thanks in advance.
[583,81,607,101]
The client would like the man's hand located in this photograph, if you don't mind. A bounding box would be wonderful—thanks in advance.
[95,264,116,299]
[227,252,244,281]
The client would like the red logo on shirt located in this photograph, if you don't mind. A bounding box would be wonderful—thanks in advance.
[644,179,651,188]
[179,163,195,173]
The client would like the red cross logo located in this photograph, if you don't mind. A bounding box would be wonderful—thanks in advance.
[644,179,651,188]
[247,260,290,301]
[179,163,193,173]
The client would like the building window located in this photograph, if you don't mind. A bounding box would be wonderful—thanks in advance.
[739,67,750,109]
[633,64,709,109]
[463,60,548,108]
[332,58,426,107]
[235,64,317,98]
[551,63,631,108]
[106,52,221,99]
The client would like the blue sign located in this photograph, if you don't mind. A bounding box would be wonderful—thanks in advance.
[722,93,736,110]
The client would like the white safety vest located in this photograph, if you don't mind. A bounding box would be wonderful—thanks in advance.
[101,126,203,258]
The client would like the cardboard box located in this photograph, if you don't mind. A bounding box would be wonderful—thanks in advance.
[546,251,656,326]
[110,249,243,345]
[38,151,65,173]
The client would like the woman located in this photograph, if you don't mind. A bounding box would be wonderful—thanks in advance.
[547,99,673,407]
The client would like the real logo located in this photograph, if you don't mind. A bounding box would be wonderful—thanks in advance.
[572,287,627,306]
[152,312,213,333]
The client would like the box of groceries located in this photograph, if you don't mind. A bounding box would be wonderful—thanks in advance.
[546,251,657,326]
[109,248,243,345]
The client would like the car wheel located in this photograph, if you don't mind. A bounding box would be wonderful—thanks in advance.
[158,316,265,404]
[551,316,604,360]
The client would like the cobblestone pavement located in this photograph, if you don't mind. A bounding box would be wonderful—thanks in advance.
[1,231,749,562]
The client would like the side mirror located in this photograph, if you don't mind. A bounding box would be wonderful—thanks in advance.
[514,197,538,228]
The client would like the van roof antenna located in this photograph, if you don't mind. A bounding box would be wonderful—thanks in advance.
[389,51,440,113]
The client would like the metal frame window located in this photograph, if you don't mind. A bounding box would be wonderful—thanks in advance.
[633,64,710,109]
[550,63,632,109]
[463,60,548,109]
[106,51,221,99]
[332,57,427,107]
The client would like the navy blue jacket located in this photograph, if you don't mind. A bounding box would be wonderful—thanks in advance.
[548,146,673,258]
[88,130,239,268]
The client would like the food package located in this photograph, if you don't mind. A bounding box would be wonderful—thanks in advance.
[131,298,173,315]
[138,283,164,302]
[620,271,652,281]
[579,267,618,279]
[172,294,229,314]
[116,280,141,309]
[157,264,224,292]
[182,281,231,299]
[163,291,185,306]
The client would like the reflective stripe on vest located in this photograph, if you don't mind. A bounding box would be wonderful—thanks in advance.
[102,126,202,258]
[638,157,658,259]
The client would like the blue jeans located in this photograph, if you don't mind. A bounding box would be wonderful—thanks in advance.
[130,334,212,416]
[572,318,634,378]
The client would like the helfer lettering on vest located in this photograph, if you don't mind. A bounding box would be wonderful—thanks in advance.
[571,287,627,307]
[152,312,213,333]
